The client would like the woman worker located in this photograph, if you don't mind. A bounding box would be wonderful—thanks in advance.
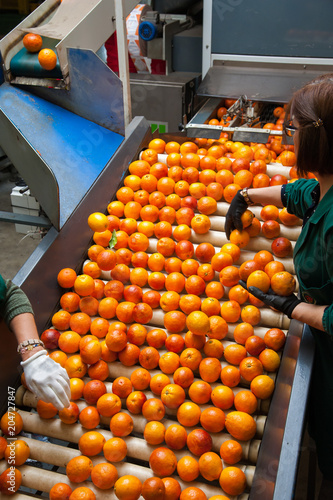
[225,75,333,498]
[0,274,70,410]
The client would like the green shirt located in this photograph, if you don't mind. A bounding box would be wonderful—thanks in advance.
[0,274,34,326]
[283,178,333,476]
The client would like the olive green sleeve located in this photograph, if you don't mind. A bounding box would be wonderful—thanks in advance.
[1,279,34,326]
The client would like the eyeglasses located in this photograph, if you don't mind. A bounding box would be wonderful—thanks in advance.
[283,122,298,137]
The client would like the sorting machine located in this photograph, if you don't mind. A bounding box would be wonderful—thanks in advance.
[0,1,332,499]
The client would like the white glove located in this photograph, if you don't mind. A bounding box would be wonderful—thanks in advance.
[21,350,71,410]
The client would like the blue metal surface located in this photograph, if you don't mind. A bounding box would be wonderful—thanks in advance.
[27,48,126,135]
[0,83,124,228]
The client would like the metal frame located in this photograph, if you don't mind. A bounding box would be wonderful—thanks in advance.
[0,116,151,416]
[202,0,333,78]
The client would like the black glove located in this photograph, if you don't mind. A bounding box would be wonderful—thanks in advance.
[225,191,249,239]
[239,280,301,319]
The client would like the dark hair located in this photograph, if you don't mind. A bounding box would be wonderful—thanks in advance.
[285,74,333,177]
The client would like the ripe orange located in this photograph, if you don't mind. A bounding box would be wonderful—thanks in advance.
[188,380,212,405]
[110,412,134,437]
[103,437,127,462]
[142,398,166,421]
[179,487,207,500]
[49,482,72,500]
[0,467,22,495]
[23,33,42,52]
[199,357,221,383]
[241,304,261,326]
[144,421,166,445]
[264,328,286,351]
[78,431,106,457]
[159,351,181,373]
[220,300,241,323]
[270,271,296,296]
[38,48,57,70]
[198,451,223,481]
[87,212,108,232]
[58,402,80,425]
[4,439,30,466]
[177,401,201,427]
[225,411,257,441]
[234,390,258,414]
[161,384,186,409]
[149,447,177,477]
[150,373,171,395]
[114,475,142,500]
[74,274,95,297]
[57,267,77,288]
[187,428,213,456]
[219,467,247,496]
[165,423,188,450]
[186,310,210,336]
[97,393,121,417]
[66,455,93,483]
[91,462,118,490]
[200,407,225,433]
[247,270,270,292]
[173,366,194,388]
[69,487,95,500]
[259,348,281,372]
[177,455,199,482]
[220,439,243,465]
[220,365,241,388]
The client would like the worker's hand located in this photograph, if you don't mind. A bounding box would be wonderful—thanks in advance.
[225,191,249,239]
[239,280,301,318]
[21,350,70,410]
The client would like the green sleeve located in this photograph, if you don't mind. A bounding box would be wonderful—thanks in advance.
[282,178,318,219]
[0,279,34,326]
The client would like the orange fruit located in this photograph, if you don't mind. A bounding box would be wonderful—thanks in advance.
[110,412,134,437]
[38,48,57,70]
[164,310,187,333]
[58,402,80,425]
[270,271,296,296]
[0,467,21,495]
[259,348,281,372]
[187,428,212,456]
[190,214,211,234]
[57,267,77,288]
[264,260,285,279]
[220,300,241,323]
[229,229,250,248]
[279,207,300,226]
[199,357,221,383]
[4,439,30,466]
[165,423,188,450]
[271,236,293,258]
[36,400,58,419]
[74,274,95,297]
[142,398,166,421]
[239,356,264,382]
[198,451,223,481]
[220,365,241,388]
[141,477,166,500]
[241,304,261,326]
[234,390,258,414]
[220,439,243,464]
[264,328,286,351]
[78,430,106,457]
[23,33,42,52]
[96,393,121,417]
[112,376,133,399]
[49,482,73,500]
[49,350,68,367]
[225,411,257,441]
[260,205,279,221]
[200,407,225,433]
[161,477,181,500]
[70,312,91,335]
[223,343,247,365]
[87,212,108,232]
[188,380,212,405]
[149,447,177,477]
[211,385,234,410]
[150,373,171,395]
[203,338,224,358]
[219,467,247,496]
[161,384,186,409]
[208,315,228,340]
[179,487,207,500]
[173,366,194,388]
[186,310,210,336]
[228,284,248,304]
[233,322,254,344]
[177,401,201,427]
[180,347,202,371]
[114,475,142,500]
[69,487,95,500]
[79,406,100,429]
[103,437,127,462]
[66,455,93,483]
[177,455,199,482]
[247,270,270,292]
[144,421,166,445]
[91,462,118,490]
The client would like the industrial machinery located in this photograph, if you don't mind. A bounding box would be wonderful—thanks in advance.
[0,1,330,499]
[186,0,333,143]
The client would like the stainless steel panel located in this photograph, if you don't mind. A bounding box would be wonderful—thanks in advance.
[197,64,333,103]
